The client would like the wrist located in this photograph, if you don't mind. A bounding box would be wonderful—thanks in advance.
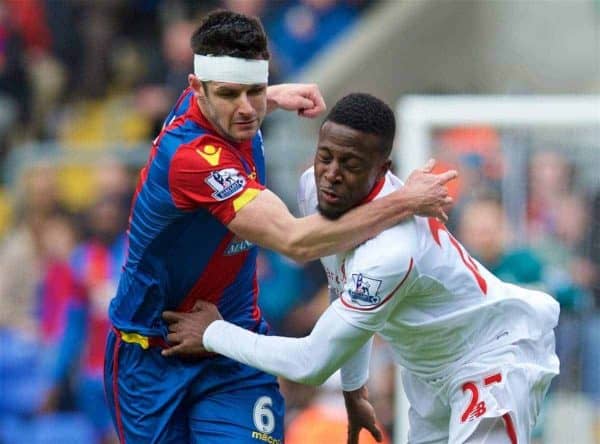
[389,187,416,221]
[343,385,368,403]
[266,85,283,114]
[202,319,225,352]
[266,97,278,114]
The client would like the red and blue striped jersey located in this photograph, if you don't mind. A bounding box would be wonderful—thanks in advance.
[109,89,268,337]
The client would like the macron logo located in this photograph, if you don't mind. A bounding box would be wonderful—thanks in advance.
[196,145,222,166]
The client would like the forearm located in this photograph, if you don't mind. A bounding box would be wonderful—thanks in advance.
[334,280,372,390]
[203,305,372,385]
[287,193,414,261]
[229,189,416,263]
[341,337,372,391]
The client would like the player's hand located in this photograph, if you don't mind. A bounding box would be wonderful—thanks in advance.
[161,300,223,358]
[344,386,383,444]
[266,83,326,118]
[403,158,458,223]
[38,385,61,414]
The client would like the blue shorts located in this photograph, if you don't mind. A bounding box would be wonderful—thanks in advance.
[104,329,285,444]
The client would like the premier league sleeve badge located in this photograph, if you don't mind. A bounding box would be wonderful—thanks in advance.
[348,273,383,307]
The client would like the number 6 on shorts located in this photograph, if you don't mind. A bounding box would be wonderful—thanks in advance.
[253,396,275,434]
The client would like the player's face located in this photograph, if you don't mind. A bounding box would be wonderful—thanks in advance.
[314,121,390,220]
[195,78,267,142]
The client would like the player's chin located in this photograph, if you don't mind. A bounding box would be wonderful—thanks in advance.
[317,202,345,220]
[232,123,259,140]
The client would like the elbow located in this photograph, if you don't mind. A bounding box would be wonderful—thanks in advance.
[286,247,313,265]
[299,372,330,386]
[294,362,334,386]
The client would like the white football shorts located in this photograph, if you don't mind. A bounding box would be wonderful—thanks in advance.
[402,331,559,444]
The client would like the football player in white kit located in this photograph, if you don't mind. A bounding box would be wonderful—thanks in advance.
[163,93,559,444]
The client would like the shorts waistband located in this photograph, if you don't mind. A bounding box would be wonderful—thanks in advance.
[112,326,169,350]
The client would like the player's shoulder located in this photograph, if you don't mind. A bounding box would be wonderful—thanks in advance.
[299,166,315,188]
[298,167,316,195]
[349,221,417,278]
[172,134,241,170]
[297,167,317,216]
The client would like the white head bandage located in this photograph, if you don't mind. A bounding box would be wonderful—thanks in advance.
[194,54,269,84]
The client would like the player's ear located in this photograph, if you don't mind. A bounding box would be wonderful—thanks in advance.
[377,159,392,180]
[189,74,203,97]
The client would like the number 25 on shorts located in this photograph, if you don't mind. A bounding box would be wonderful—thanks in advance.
[460,373,502,422]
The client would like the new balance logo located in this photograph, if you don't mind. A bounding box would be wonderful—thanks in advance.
[466,401,486,421]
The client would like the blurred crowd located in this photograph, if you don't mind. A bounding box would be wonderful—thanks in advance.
[0,0,366,166]
[0,1,598,443]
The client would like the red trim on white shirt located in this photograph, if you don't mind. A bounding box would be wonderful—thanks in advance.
[502,413,518,444]
[341,258,414,311]
[357,177,385,206]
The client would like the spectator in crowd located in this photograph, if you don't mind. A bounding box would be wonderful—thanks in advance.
[527,151,575,242]
[3,210,79,418]
[56,40,154,148]
[0,163,79,431]
[41,164,133,444]
[37,211,80,353]
[135,19,196,137]
[587,191,600,410]
[533,193,595,310]
[0,164,61,335]
[532,192,597,400]
[458,193,545,286]
[222,0,268,22]
[431,126,504,231]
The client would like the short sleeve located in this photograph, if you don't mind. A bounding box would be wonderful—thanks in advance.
[332,223,416,332]
[169,135,265,225]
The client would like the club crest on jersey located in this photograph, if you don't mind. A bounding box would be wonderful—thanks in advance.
[206,168,246,200]
[348,273,382,306]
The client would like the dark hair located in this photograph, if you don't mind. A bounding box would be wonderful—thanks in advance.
[191,10,269,60]
[324,93,396,157]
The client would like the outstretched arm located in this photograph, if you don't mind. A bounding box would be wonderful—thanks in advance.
[162,300,372,386]
[205,310,370,386]
[228,160,456,262]
[162,301,383,443]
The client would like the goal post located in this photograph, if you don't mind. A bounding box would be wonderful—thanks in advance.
[396,95,600,178]
[393,95,600,443]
